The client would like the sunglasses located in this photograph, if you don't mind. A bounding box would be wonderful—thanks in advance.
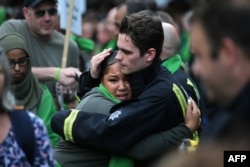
[34,8,57,18]
[8,57,29,68]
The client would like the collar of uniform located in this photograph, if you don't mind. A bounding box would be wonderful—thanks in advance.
[129,59,161,98]
[161,54,182,74]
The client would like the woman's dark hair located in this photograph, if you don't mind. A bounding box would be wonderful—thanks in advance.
[100,50,119,78]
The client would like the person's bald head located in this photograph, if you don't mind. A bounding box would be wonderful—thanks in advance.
[106,7,119,37]
[160,22,180,60]
[114,4,127,30]
[114,1,148,30]
[107,7,117,22]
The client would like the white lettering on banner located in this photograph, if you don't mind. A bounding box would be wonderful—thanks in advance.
[58,0,86,36]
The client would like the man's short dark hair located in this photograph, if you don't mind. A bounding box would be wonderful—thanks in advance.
[119,10,164,59]
[192,0,250,59]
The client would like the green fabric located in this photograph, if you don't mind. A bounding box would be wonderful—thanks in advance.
[98,83,121,103]
[105,38,117,50]
[71,35,94,51]
[63,103,69,109]
[55,161,61,167]
[37,84,60,147]
[98,84,134,167]
[0,6,6,25]
[109,155,134,167]
[94,38,117,54]
[178,31,191,63]
[161,54,182,74]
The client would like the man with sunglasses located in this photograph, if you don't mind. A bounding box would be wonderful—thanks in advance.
[0,0,80,109]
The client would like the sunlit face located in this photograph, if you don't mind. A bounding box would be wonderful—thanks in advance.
[191,22,229,103]
[6,49,29,84]
[116,34,149,75]
[101,62,132,101]
[0,64,4,97]
[23,1,58,39]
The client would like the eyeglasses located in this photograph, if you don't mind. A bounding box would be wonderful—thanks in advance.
[34,8,57,18]
[8,57,29,68]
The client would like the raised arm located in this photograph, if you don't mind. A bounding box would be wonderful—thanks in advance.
[77,48,112,98]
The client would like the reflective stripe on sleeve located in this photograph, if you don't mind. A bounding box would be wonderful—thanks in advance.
[172,83,187,117]
[63,109,79,143]
[187,78,200,101]
[172,83,199,143]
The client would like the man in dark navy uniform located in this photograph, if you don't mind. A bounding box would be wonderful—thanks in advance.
[52,10,201,166]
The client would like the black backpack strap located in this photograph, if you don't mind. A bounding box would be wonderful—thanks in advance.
[10,109,36,165]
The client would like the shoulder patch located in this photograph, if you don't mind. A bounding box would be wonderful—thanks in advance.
[108,110,122,121]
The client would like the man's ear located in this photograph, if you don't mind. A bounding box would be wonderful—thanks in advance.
[146,48,156,63]
[220,37,237,68]
[22,7,29,19]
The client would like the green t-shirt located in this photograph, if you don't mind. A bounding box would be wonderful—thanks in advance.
[37,84,60,147]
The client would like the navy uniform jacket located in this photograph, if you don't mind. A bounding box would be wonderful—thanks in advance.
[161,55,200,107]
[51,60,189,153]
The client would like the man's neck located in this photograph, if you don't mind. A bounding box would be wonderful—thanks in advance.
[29,29,52,41]
[222,60,250,107]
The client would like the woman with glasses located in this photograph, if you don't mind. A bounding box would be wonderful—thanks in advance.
[0,32,60,147]
[0,47,55,166]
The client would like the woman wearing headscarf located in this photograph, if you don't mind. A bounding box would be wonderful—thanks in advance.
[0,33,60,147]
[0,47,55,166]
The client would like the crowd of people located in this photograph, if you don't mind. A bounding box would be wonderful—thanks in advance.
[0,0,250,166]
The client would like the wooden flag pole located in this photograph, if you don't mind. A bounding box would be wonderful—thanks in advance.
[61,0,75,68]
[58,0,75,110]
